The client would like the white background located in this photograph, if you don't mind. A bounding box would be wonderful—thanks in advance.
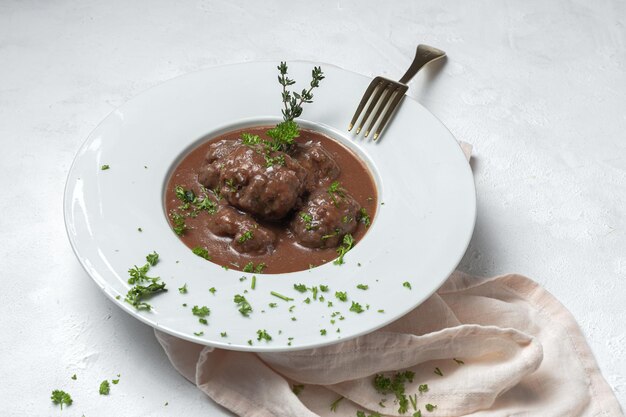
[0,1,624,416]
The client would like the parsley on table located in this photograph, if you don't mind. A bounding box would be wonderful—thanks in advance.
[330,396,344,411]
[454,358,465,365]
[372,371,415,414]
[99,380,110,395]
[418,384,429,393]
[425,404,437,412]
[51,390,72,409]
[434,367,443,376]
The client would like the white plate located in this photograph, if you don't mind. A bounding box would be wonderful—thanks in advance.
[64,61,475,352]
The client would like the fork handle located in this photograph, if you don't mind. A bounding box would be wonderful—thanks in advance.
[398,44,446,84]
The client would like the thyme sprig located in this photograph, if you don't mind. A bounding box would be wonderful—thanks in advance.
[277,62,325,121]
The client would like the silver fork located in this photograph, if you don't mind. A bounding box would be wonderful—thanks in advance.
[348,44,446,140]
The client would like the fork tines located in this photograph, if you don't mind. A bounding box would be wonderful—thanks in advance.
[348,76,408,141]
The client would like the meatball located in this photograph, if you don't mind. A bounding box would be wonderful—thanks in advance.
[197,139,239,189]
[207,206,276,255]
[218,144,308,220]
[292,141,340,191]
[291,186,360,248]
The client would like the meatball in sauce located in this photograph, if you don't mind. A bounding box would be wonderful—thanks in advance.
[165,126,377,273]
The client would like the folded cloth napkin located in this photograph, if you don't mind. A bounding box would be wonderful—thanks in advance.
[155,144,623,417]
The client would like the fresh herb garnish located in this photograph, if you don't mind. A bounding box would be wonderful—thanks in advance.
[335,291,348,302]
[192,246,211,260]
[350,301,364,313]
[292,384,304,395]
[146,251,159,266]
[99,380,110,395]
[234,294,253,317]
[277,62,325,122]
[334,234,355,265]
[320,329,327,335]
[403,281,412,290]
[327,181,346,206]
[194,331,204,336]
[101,164,110,170]
[356,284,369,290]
[209,287,216,294]
[51,390,73,409]
[256,329,272,342]
[125,282,167,310]
[238,230,254,243]
[320,285,329,292]
[169,210,187,235]
[453,358,465,365]
[419,384,429,393]
[434,367,443,376]
[372,371,415,414]
[425,404,437,412]
[293,283,307,293]
[330,396,344,412]
[299,212,317,230]
[192,305,210,324]
[178,283,188,294]
[241,133,261,146]
[71,374,77,380]
[251,275,257,290]
[243,261,266,273]
[112,379,120,385]
[358,208,371,227]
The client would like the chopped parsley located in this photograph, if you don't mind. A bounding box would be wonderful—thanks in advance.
[350,301,364,313]
[358,207,371,227]
[238,230,254,243]
[434,367,443,376]
[220,332,227,337]
[71,374,77,380]
[334,234,354,265]
[299,212,317,230]
[178,283,188,294]
[112,378,120,385]
[292,384,304,395]
[418,384,429,393]
[100,164,110,170]
[194,331,204,336]
[169,210,187,236]
[192,305,210,324]
[403,281,412,290]
[209,287,216,294]
[293,283,307,293]
[372,371,415,414]
[243,261,266,273]
[425,404,437,412]
[454,358,465,365]
[327,181,345,206]
[320,285,329,292]
[234,294,253,317]
[256,329,272,342]
[51,390,73,409]
[320,329,327,335]
[335,291,348,302]
[241,133,261,146]
[192,246,210,260]
[251,275,256,290]
[99,380,110,395]
[356,284,369,290]
[125,282,166,310]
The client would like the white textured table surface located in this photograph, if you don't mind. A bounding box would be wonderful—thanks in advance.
[1,1,624,415]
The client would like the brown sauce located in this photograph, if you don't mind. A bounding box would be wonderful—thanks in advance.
[164,126,377,273]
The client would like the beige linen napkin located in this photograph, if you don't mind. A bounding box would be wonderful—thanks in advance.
[155,144,623,417]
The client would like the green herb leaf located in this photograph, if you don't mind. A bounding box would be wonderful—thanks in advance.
[425,404,437,412]
[234,294,253,317]
[403,281,412,290]
[100,164,110,170]
[192,246,210,260]
[334,234,355,265]
[256,329,272,342]
[178,283,188,294]
[335,291,348,302]
[51,390,73,409]
[99,380,110,395]
[349,301,364,313]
